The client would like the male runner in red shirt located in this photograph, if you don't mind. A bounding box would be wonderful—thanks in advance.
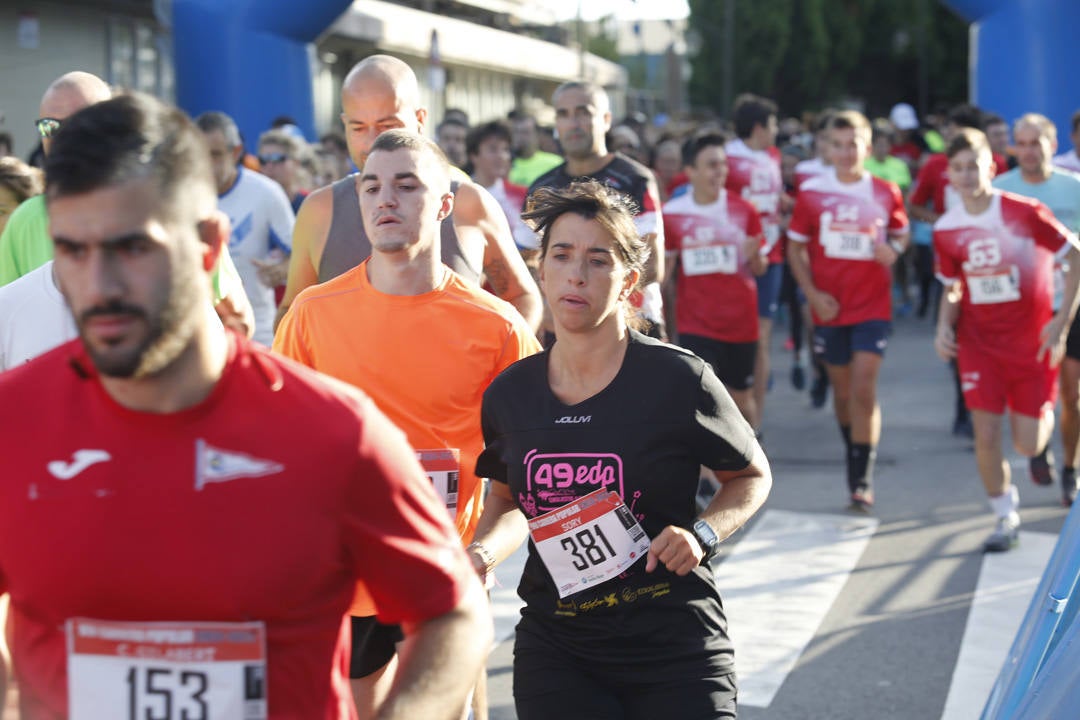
[788,111,910,512]
[0,92,490,719]
[934,128,1080,551]
[666,133,767,425]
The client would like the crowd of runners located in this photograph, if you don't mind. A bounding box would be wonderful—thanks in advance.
[0,46,1078,720]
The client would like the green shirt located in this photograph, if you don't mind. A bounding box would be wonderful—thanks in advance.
[0,193,239,302]
[924,130,945,153]
[865,156,912,191]
[0,195,52,286]
[509,151,564,188]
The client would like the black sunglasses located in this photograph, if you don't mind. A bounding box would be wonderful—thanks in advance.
[259,152,290,165]
[35,117,62,139]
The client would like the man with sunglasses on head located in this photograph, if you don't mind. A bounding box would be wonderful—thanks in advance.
[0,72,110,286]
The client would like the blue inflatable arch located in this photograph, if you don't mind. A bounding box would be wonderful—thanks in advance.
[172,0,352,149]
[171,1,1080,151]
[943,0,1080,151]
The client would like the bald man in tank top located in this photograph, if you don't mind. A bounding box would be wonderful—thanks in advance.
[274,55,541,332]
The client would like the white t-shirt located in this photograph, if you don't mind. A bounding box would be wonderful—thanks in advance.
[1053,150,1080,175]
[0,261,75,371]
[0,260,225,372]
[217,167,295,346]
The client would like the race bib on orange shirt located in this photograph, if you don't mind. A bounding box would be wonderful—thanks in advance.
[67,618,267,720]
[528,488,650,599]
[417,448,459,517]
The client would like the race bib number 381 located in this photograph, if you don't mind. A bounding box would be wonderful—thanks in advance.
[67,618,267,720]
[528,488,650,598]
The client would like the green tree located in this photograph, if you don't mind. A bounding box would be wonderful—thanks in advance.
[688,0,967,119]
[687,0,793,115]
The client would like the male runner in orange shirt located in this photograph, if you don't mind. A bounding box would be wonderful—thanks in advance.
[275,130,539,718]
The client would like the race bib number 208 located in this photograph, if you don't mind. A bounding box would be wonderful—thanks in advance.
[67,618,267,720]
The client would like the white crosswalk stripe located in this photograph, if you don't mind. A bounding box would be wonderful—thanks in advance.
[719,509,879,707]
[941,530,1056,720]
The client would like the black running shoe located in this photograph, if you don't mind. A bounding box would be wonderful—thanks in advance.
[810,375,828,408]
[1029,448,1056,487]
[952,416,974,439]
[791,363,806,390]
[1063,469,1078,507]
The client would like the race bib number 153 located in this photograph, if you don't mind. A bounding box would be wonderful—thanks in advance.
[67,618,267,720]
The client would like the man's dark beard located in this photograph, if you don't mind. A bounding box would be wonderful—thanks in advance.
[77,257,202,379]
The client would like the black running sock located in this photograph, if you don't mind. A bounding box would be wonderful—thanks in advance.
[951,360,969,424]
[848,443,876,494]
[1033,444,1050,462]
[839,424,852,452]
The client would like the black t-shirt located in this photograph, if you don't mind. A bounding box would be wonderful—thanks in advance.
[476,331,756,676]
[525,153,658,218]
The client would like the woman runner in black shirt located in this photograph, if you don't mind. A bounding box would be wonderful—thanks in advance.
[471,180,772,719]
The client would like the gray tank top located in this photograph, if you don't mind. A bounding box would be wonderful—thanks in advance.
[319,175,479,284]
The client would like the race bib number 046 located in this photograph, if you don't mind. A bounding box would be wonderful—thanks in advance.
[528,488,650,599]
[67,618,267,720]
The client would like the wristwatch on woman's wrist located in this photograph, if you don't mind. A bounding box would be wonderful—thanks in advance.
[691,519,720,563]
[467,541,496,578]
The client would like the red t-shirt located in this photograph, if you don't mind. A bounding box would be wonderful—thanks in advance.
[788,169,909,325]
[726,139,784,263]
[0,334,473,719]
[909,153,953,214]
[910,152,1007,215]
[891,142,923,166]
[665,191,765,343]
[794,157,830,193]
[934,190,1075,362]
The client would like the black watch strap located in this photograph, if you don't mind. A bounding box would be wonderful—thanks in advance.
[692,519,720,562]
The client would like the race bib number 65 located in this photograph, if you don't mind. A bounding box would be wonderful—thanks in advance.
[528,488,650,598]
[67,619,267,720]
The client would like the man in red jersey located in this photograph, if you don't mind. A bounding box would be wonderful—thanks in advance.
[934,128,1080,551]
[0,93,489,720]
[788,111,910,513]
[909,104,995,440]
[725,94,785,434]
[666,133,767,425]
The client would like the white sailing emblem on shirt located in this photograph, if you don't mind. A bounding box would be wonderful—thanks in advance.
[195,439,284,491]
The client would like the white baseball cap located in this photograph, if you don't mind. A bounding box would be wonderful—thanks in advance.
[889,103,919,131]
